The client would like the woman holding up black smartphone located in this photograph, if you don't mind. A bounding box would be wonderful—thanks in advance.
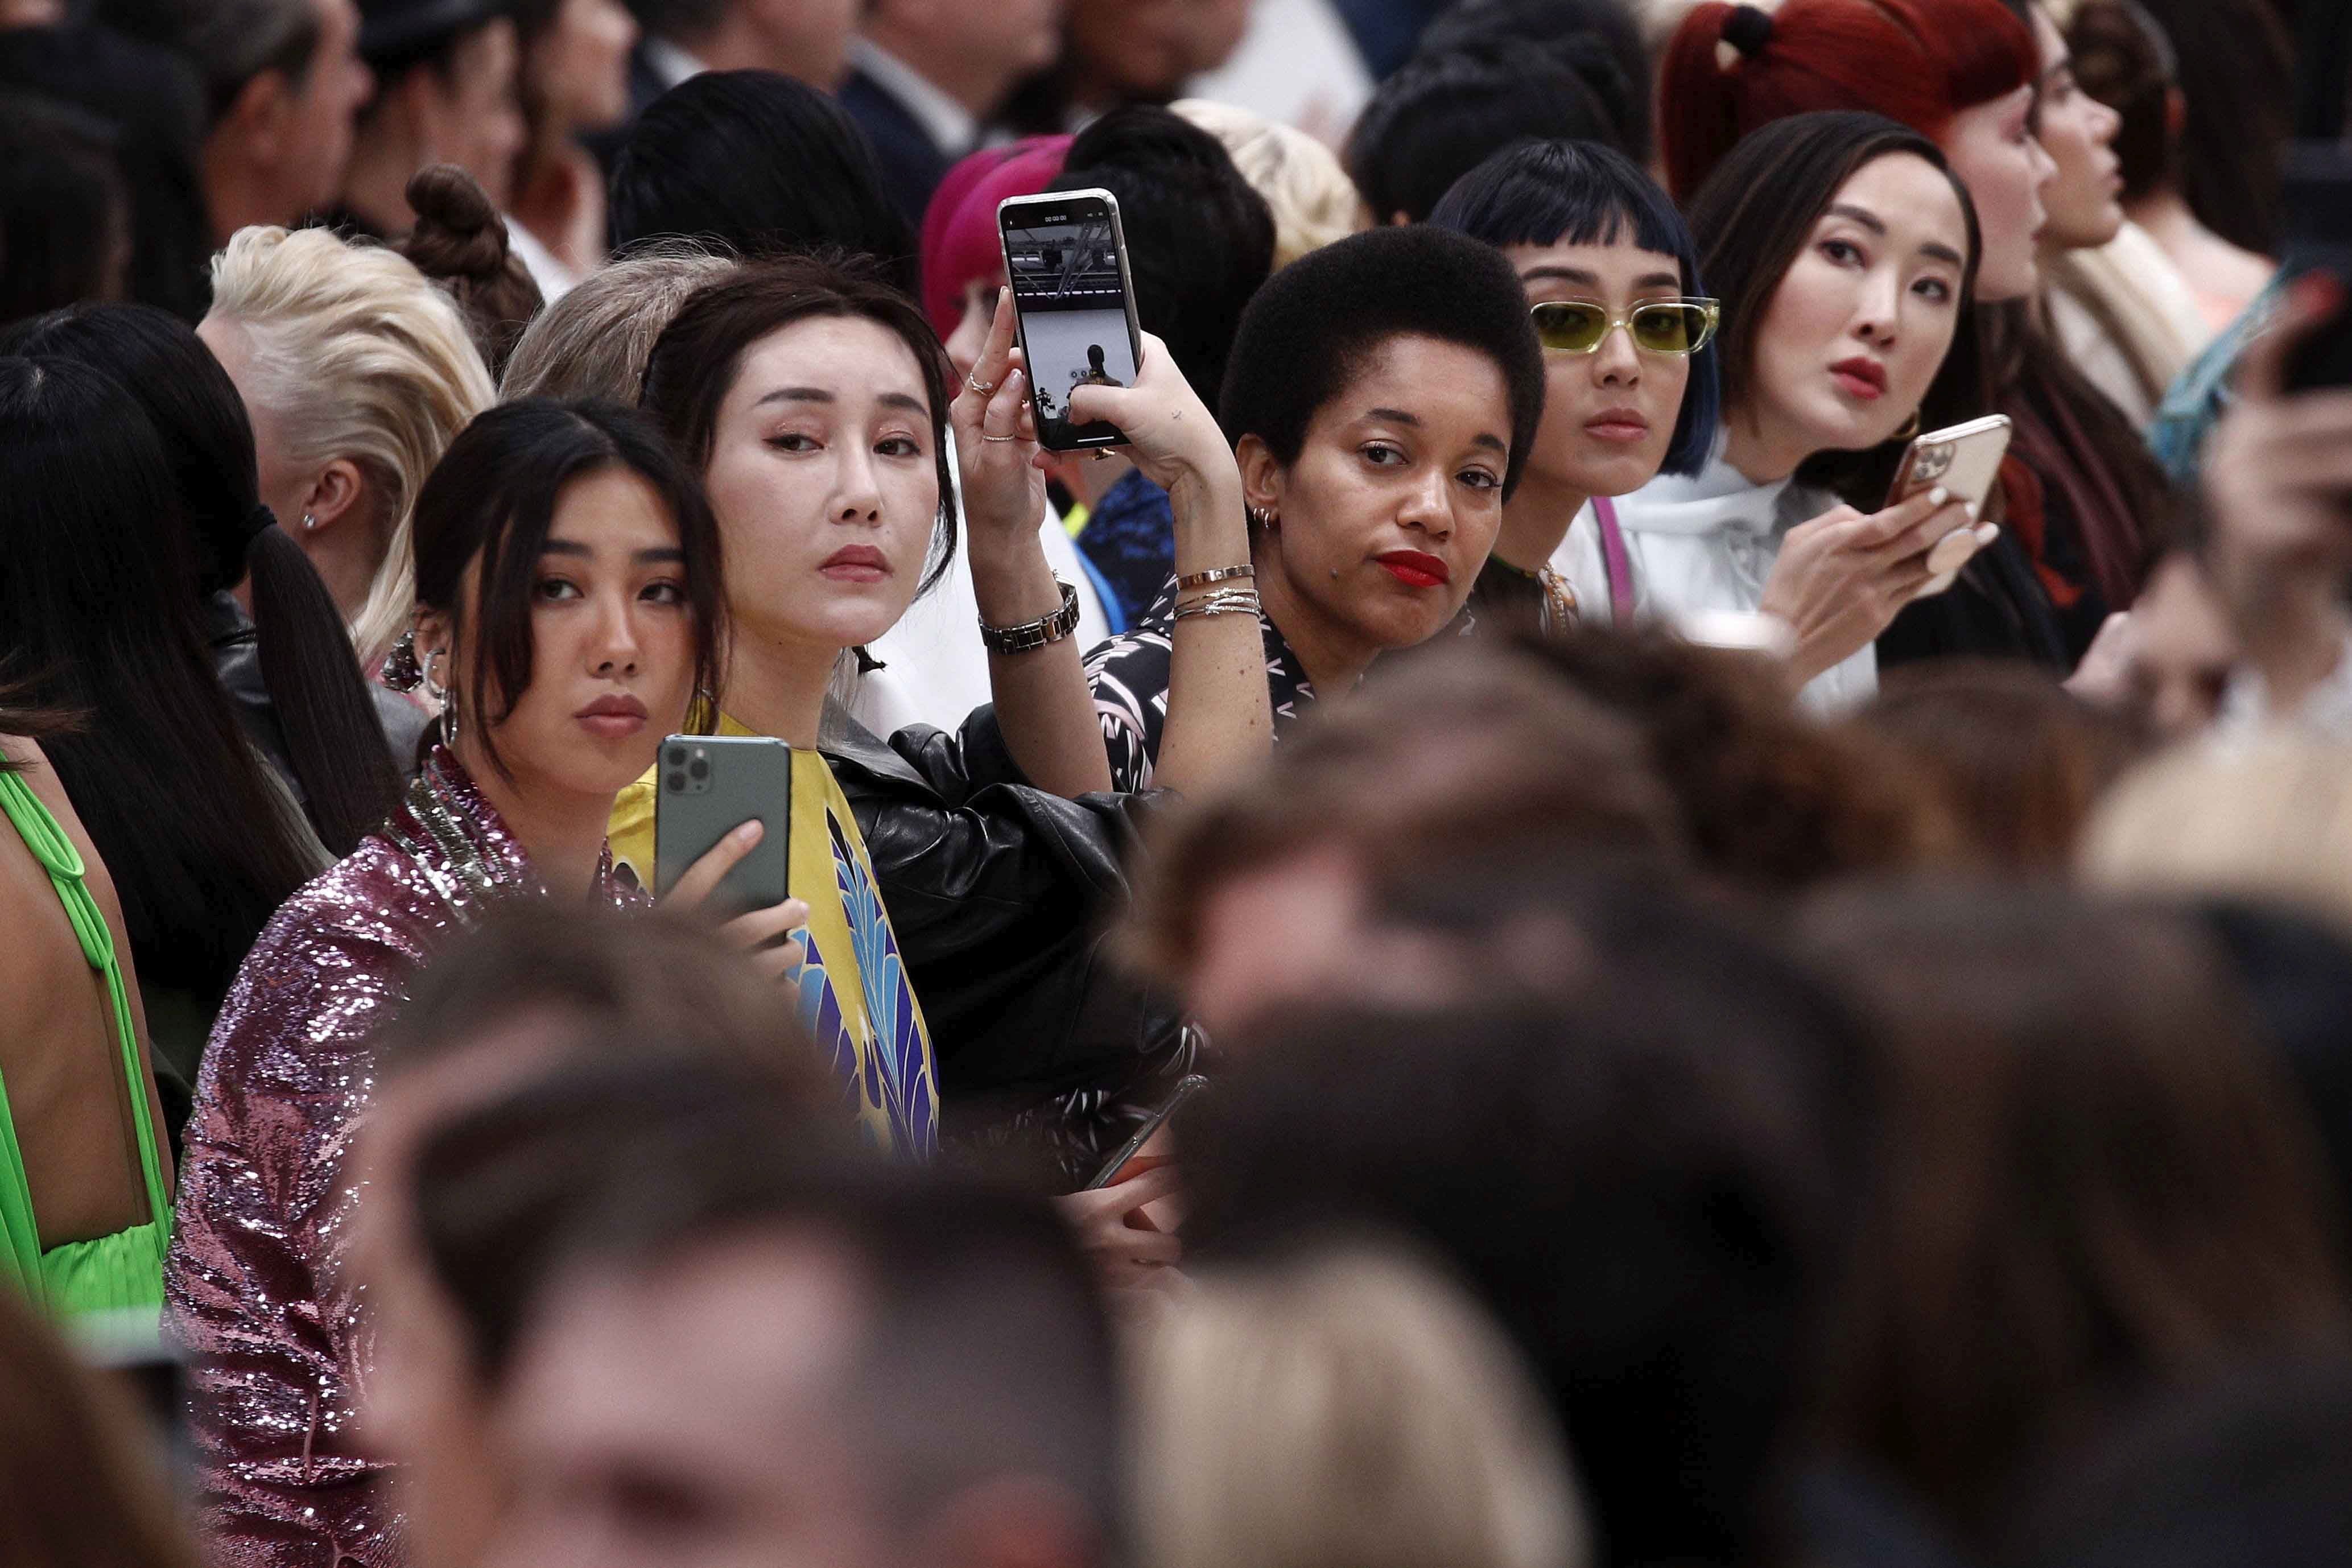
[1082,222,1547,787]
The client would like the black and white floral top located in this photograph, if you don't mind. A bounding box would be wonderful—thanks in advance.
[1082,577,1319,792]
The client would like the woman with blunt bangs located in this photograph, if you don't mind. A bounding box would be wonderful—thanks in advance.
[1429,138,1722,637]
[167,399,799,1568]
[1085,223,1546,789]
[626,258,1270,1179]
[0,303,414,845]
[1610,113,1995,711]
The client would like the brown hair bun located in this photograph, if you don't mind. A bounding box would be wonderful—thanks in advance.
[397,164,544,379]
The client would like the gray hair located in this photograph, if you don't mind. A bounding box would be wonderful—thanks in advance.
[498,242,738,404]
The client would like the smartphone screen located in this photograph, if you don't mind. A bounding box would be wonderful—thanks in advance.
[998,190,1143,450]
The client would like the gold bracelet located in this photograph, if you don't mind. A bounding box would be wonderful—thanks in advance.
[1173,564,1255,592]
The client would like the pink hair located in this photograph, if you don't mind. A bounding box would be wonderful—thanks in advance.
[918,136,1073,336]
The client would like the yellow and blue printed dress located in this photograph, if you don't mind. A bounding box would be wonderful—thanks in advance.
[611,717,938,1159]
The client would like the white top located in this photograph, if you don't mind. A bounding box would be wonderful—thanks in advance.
[845,35,977,156]
[504,217,578,303]
[1553,441,1875,713]
[2215,629,2352,746]
[851,430,1107,736]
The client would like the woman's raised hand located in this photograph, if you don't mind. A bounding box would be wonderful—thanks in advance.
[951,290,1049,550]
[1758,486,1988,684]
[659,819,809,983]
[1064,330,1239,505]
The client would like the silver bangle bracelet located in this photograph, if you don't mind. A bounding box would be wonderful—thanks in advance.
[1172,588,1262,622]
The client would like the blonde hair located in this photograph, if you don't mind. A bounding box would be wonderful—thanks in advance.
[1171,99,1369,270]
[1130,1245,1588,1568]
[2081,736,2352,934]
[500,243,738,403]
[207,226,495,663]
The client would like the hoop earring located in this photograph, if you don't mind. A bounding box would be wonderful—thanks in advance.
[1247,505,1278,531]
[1893,409,1922,443]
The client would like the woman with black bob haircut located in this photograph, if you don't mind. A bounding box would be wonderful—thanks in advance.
[1,304,416,847]
[1604,113,1999,711]
[1085,222,1545,790]
[0,354,326,1140]
[625,257,1269,1179]
[167,398,798,1568]
[1430,138,1724,635]
[608,70,917,295]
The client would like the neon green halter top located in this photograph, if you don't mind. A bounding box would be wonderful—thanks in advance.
[0,769,172,1325]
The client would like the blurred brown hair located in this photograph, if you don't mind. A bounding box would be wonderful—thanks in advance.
[1526,627,1958,889]
[1126,642,1684,982]
[1857,661,2145,873]
[1796,885,2352,1548]
[399,164,544,380]
[0,1288,197,1568]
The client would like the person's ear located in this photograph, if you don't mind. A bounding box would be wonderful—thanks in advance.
[409,605,453,664]
[298,459,371,537]
[1389,209,1412,226]
[220,68,297,167]
[1235,432,1285,518]
[909,1476,1095,1568]
[2163,84,2188,146]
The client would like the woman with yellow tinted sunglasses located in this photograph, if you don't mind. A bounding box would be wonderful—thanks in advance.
[1431,139,1723,636]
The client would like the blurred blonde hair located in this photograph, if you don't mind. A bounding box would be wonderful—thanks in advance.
[500,243,738,404]
[2080,737,2352,934]
[207,226,495,664]
[1130,1243,1587,1568]
[1171,99,1369,270]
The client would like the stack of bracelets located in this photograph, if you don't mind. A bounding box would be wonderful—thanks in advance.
[1172,563,1260,623]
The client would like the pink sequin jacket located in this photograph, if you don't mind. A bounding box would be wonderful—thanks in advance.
[165,749,641,1568]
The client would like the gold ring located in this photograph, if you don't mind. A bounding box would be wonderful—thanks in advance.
[967,374,998,395]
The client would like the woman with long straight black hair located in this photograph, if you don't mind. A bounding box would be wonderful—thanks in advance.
[0,355,328,1137]
[1,304,416,841]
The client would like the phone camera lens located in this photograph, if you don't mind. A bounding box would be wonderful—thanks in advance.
[666,770,687,793]
[688,757,709,782]
[665,746,687,766]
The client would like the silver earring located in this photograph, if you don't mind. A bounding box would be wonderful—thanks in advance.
[1247,505,1278,531]
[301,513,317,531]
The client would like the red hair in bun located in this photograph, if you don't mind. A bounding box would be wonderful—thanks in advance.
[1661,0,2037,200]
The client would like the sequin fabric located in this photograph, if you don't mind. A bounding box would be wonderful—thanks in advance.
[164,748,641,1568]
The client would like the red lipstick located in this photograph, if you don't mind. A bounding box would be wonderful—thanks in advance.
[1829,356,1888,401]
[1374,549,1451,588]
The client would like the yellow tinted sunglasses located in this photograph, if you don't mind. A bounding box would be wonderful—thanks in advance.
[1529,298,1721,356]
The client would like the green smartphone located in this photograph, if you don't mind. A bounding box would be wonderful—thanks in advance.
[653,734,791,919]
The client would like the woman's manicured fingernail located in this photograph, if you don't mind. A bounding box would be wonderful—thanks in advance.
[1929,486,1950,506]
[1975,522,2000,545]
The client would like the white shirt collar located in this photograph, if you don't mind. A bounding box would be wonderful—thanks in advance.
[643,36,707,91]
[847,36,977,156]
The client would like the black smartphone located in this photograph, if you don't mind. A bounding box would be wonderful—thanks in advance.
[997,187,1145,451]
[2280,142,2352,394]
[653,735,790,919]
[1084,1074,1210,1191]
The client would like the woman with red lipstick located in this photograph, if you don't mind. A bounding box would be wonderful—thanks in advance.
[1085,224,1546,789]
[1428,139,1723,637]
[166,398,797,1566]
[1665,0,2182,672]
[1606,114,1992,711]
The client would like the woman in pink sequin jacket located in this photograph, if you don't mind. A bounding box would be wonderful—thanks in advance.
[163,400,795,1568]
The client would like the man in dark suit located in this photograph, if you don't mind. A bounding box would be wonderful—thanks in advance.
[592,0,857,171]
[839,0,1062,226]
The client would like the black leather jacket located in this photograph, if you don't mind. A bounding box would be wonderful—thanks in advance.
[820,703,1195,1187]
